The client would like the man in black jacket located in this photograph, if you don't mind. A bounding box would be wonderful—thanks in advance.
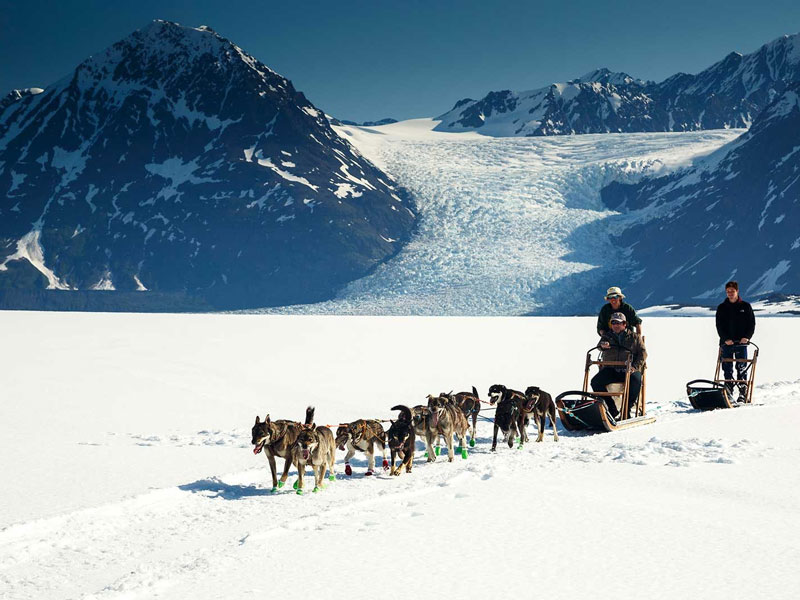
[715,281,756,400]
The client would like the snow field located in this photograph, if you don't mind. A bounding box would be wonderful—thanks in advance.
[1,311,799,599]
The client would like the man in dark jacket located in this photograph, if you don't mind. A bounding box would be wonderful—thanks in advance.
[715,281,756,400]
[590,312,647,420]
[596,286,642,336]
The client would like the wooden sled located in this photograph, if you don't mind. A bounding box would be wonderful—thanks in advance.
[687,341,760,411]
[556,345,655,433]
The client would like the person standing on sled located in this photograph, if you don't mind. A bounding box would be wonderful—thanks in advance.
[591,312,647,420]
[597,286,642,336]
[715,281,756,401]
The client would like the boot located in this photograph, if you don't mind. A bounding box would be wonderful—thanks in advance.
[737,383,748,402]
[724,382,735,399]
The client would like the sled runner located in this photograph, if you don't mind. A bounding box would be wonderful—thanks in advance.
[687,341,759,410]
[556,345,655,432]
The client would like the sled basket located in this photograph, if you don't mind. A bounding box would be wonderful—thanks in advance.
[686,379,731,411]
[556,390,655,432]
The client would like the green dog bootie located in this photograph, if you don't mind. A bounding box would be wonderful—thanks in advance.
[312,486,320,493]
[469,439,476,448]
[293,480,299,490]
[328,474,335,481]
[296,489,303,496]
[435,447,440,456]
[270,486,278,493]
[461,448,468,459]
[277,480,285,489]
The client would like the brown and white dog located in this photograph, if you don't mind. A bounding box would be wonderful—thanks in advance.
[292,424,336,495]
[335,419,388,476]
[387,405,416,476]
[425,394,469,461]
[443,386,481,446]
[252,406,315,491]
[523,386,559,442]
[488,384,528,451]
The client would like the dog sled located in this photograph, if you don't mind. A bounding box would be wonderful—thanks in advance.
[556,345,655,432]
[686,341,759,410]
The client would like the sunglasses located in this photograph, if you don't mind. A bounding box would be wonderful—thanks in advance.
[607,295,621,299]
[611,320,625,324]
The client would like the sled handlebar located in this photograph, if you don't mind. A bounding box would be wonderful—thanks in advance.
[720,340,759,352]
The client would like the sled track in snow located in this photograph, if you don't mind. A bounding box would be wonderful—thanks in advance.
[0,389,779,600]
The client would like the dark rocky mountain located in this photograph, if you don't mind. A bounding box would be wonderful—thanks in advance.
[436,34,800,136]
[0,88,44,113]
[599,82,800,305]
[0,21,416,310]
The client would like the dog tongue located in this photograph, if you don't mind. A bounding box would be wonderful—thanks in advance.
[253,444,262,455]
[302,449,310,460]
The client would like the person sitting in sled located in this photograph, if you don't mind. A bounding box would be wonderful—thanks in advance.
[596,286,642,336]
[715,280,756,401]
[591,312,647,420]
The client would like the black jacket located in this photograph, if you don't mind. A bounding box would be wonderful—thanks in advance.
[715,298,755,343]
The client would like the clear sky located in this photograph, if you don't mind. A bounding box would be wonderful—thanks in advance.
[1,0,799,122]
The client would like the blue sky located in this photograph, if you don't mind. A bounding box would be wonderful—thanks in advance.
[1,0,799,121]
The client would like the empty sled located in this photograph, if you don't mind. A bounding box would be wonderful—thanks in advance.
[686,379,732,410]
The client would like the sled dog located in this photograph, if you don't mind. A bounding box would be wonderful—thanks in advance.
[488,384,527,451]
[335,419,388,476]
[292,424,336,494]
[524,386,559,442]
[252,406,314,490]
[425,394,469,461]
[443,386,481,444]
[387,405,416,476]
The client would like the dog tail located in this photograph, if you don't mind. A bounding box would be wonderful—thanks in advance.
[304,406,315,426]
[472,386,479,399]
[390,404,412,423]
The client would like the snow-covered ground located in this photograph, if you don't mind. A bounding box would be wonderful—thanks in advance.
[2,311,799,599]
[252,120,742,315]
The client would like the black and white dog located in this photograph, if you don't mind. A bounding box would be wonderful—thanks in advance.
[488,384,527,451]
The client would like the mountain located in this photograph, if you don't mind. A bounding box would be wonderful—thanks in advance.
[0,88,44,113]
[435,34,800,136]
[335,118,398,127]
[599,82,800,305]
[0,21,416,310]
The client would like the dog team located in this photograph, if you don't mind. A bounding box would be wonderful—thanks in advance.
[251,385,558,494]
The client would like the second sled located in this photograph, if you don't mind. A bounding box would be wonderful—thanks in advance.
[557,344,655,432]
[686,341,759,411]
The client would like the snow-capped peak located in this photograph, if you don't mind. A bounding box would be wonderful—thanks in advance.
[570,68,645,86]
[0,21,417,310]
